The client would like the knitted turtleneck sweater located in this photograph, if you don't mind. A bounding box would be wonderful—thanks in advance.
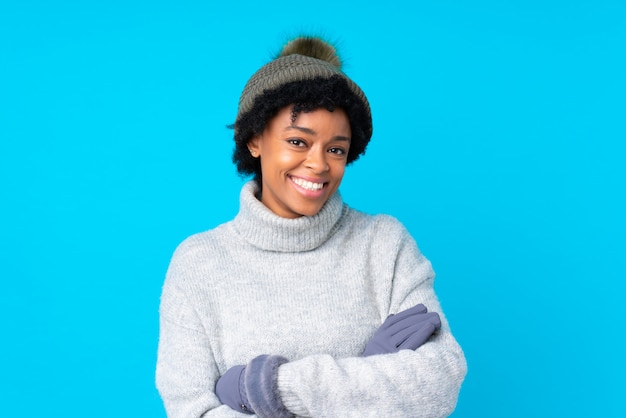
[156,181,467,417]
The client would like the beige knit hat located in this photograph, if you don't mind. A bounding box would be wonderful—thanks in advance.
[235,36,372,136]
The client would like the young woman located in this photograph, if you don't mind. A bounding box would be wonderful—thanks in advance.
[156,36,467,417]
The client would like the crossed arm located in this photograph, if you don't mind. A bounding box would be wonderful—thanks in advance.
[157,226,467,417]
[216,304,442,416]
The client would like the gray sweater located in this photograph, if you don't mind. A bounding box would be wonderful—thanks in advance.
[156,181,467,417]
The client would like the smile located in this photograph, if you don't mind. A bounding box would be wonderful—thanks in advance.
[291,177,324,191]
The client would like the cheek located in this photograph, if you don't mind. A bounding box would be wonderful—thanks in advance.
[332,161,347,180]
[261,151,295,175]
[268,147,300,167]
[276,152,298,167]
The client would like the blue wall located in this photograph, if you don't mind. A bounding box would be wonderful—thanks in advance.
[1,1,624,416]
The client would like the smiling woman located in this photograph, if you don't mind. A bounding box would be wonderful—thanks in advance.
[248,106,351,218]
[156,36,467,417]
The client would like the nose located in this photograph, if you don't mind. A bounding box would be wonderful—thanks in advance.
[304,148,329,173]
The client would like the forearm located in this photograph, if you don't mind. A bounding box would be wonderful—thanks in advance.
[276,330,466,417]
[276,272,466,416]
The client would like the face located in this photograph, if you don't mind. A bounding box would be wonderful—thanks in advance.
[248,106,351,219]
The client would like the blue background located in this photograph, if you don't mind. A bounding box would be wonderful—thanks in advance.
[1,1,624,416]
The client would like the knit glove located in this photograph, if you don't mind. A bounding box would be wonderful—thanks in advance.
[216,354,293,417]
[362,303,441,356]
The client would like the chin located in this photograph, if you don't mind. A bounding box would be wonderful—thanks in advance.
[295,203,325,217]
[296,208,321,217]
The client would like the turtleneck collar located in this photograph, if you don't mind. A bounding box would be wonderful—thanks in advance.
[231,180,345,252]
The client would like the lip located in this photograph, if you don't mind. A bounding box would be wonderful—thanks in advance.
[290,174,327,184]
[289,175,328,197]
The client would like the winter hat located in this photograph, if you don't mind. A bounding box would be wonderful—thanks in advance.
[235,36,372,139]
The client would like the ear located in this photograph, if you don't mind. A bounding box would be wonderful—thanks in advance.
[247,135,261,157]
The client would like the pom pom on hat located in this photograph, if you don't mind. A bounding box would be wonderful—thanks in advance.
[278,36,341,68]
[236,36,369,127]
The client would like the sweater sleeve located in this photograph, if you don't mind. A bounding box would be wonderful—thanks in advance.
[275,220,467,417]
[156,251,246,418]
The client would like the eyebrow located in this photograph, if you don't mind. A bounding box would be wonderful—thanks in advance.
[285,125,351,142]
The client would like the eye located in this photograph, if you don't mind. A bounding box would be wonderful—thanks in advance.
[287,138,307,147]
[328,147,346,155]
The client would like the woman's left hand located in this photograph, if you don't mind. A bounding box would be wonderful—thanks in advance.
[362,303,441,356]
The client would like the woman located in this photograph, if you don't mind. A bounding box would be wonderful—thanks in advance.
[156,36,467,417]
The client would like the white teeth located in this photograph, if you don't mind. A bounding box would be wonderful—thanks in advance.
[292,177,323,191]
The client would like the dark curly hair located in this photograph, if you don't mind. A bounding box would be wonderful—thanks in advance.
[231,74,372,182]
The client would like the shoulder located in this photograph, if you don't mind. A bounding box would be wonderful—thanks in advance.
[338,206,415,254]
[342,206,410,239]
[165,222,235,274]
